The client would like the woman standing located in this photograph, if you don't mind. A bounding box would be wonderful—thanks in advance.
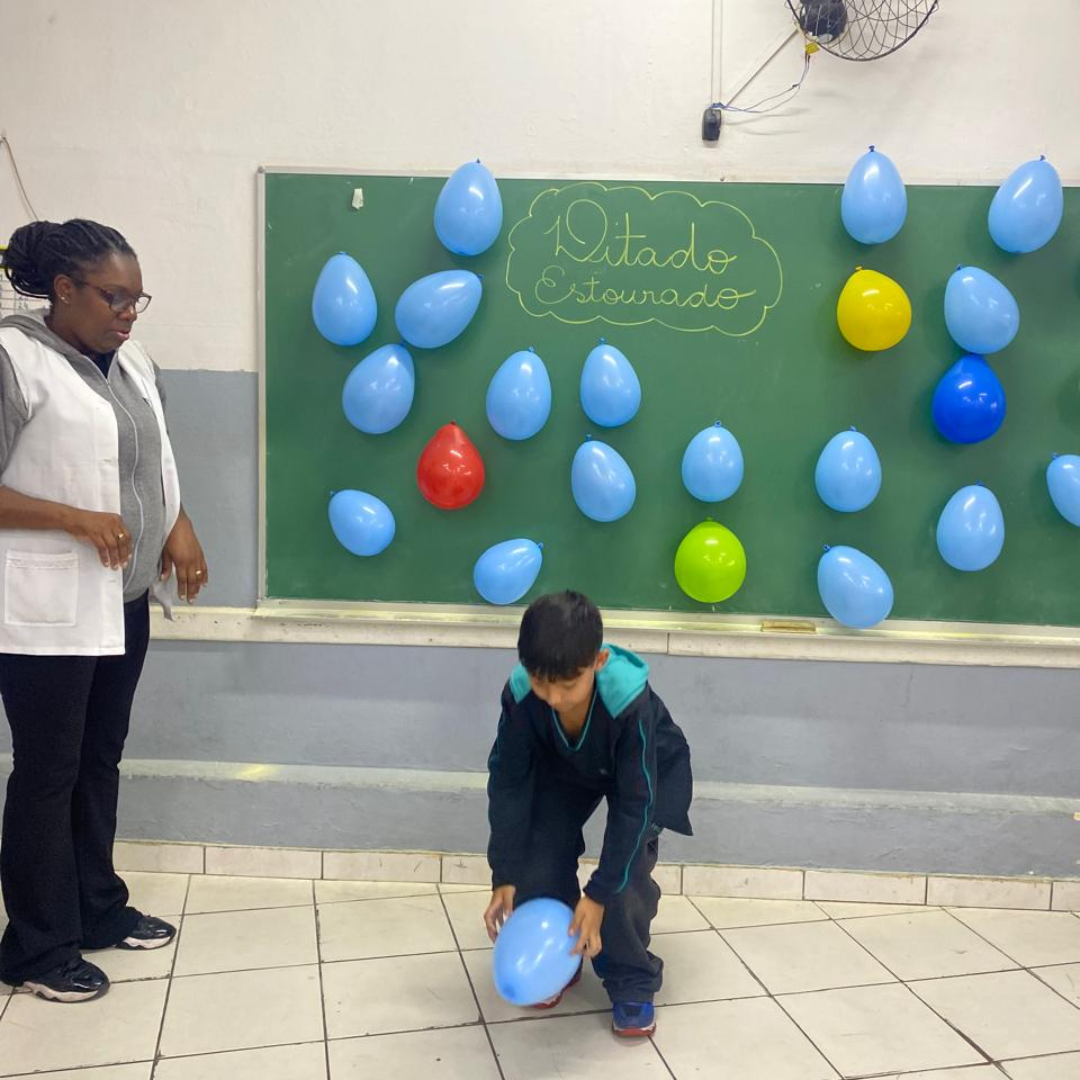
[0,219,208,1002]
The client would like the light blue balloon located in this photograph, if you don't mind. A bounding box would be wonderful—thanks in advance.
[1047,454,1080,527]
[580,341,641,428]
[473,539,543,605]
[944,266,1019,356]
[492,898,580,1006]
[312,252,377,347]
[486,348,552,441]
[989,156,1064,254]
[681,422,744,502]
[395,269,482,349]
[571,437,636,522]
[434,159,503,256]
[342,344,415,435]
[815,428,882,512]
[328,490,395,556]
[841,146,907,245]
[936,484,1004,571]
[817,545,894,629]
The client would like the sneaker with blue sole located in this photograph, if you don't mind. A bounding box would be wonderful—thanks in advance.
[612,1000,656,1037]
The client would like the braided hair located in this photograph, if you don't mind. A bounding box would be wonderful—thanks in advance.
[1,219,136,302]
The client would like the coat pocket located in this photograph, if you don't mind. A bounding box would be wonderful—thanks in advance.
[4,550,80,627]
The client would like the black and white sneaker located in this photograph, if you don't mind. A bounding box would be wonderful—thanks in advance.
[19,957,109,1003]
[116,915,176,950]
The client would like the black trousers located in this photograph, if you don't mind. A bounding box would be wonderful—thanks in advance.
[0,594,149,984]
[513,776,663,1004]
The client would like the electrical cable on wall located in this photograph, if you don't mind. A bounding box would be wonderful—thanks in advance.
[703,0,940,140]
[1,134,42,221]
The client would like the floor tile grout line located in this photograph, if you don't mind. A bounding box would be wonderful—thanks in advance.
[435,888,507,1080]
[149,872,194,1075]
[938,906,1077,994]
[311,878,333,1080]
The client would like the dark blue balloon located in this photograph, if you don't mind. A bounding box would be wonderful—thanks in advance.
[931,356,1006,445]
[435,160,503,256]
[312,253,377,347]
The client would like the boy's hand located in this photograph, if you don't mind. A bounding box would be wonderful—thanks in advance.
[570,895,605,958]
[484,885,517,942]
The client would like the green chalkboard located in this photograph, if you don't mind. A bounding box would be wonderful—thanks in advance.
[262,170,1080,626]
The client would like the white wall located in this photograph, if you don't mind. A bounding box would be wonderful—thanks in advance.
[1,0,1077,372]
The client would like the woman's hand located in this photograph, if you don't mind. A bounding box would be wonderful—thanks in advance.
[161,512,208,602]
[63,508,132,570]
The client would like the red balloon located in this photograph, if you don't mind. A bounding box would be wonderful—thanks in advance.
[417,422,485,509]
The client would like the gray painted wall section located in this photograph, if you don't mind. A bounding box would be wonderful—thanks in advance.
[0,370,1077,876]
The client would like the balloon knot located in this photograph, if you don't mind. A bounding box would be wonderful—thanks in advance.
[1039,153,1046,161]
[955,263,963,272]
[537,541,544,549]
[599,337,606,345]
[823,544,831,552]
[715,420,723,427]
[849,425,857,432]
[528,345,535,352]
[585,433,593,441]
[1052,453,1060,460]
[869,144,875,152]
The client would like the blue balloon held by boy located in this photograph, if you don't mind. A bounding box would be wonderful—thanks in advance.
[312,252,378,347]
[434,159,504,256]
[817,545,894,630]
[579,341,641,428]
[486,348,552,441]
[943,267,1019,356]
[1047,454,1080,527]
[342,343,415,435]
[395,269,482,350]
[328,490,395,557]
[474,539,544,606]
[936,484,1004,572]
[681,422,744,503]
[571,437,636,522]
[814,428,882,513]
[988,156,1064,254]
[492,898,581,1007]
[841,146,907,245]
[931,355,1005,445]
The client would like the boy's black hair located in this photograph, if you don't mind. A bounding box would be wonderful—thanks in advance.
[2,219,136,302]
[518,591,603,681]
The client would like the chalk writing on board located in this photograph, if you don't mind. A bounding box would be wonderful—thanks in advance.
[505,182,782,334]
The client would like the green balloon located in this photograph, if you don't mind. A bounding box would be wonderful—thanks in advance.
[674,521,747,603]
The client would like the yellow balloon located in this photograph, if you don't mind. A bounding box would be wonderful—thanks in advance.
[674,521,746,604]
[837,267,911,351]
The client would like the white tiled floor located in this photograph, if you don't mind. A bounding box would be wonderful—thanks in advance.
[1,875,1079,1078]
